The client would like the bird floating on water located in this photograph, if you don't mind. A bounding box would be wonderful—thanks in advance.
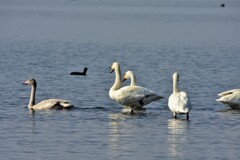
[70,67,88,76]
[216,89,240,109]
[23,79,74,110]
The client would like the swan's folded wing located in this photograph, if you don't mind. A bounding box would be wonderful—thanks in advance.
[34,99,74,110]
[116,86,158,106]
[218,89,240,97]
[217,92,240,104]
[53,99,74,108]
[168,92,191,113]
[34,99,60,110]
[179,91,192,112]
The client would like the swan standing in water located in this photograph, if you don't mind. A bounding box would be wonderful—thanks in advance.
[23,79,74,110]
[168,72,191,120]
[216,89,240,109]
[109,62,164,112]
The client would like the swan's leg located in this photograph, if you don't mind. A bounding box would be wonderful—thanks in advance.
[130,109,134,114]
[173,112,177,119]
[186,113,189,120]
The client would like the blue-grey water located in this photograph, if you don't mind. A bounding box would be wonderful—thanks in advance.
[0,0,240,159]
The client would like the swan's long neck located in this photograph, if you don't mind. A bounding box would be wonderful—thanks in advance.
[28,84,36,108]
[173,77,179,94]
[130,73,137,86]
[111,65,122,91]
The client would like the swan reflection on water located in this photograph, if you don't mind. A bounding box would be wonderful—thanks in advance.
[108,112,127,157]
[167,119,189,157]
[107,110,147,157]
[121,106,147,115]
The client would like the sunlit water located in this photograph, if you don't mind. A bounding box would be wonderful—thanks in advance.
[0,0,240,159]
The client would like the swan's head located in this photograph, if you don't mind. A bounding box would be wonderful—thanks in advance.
[23,79,37,86]
[84,67,88,72]
[110,62,119,73]
[173,72,179,82]
[122,70,133,82]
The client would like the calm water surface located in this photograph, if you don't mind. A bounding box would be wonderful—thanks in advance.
[0,0,240,159]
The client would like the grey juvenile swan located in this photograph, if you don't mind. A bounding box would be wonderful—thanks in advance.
[23,79,74,110]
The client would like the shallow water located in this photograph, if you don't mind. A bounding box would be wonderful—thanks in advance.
[0,0,240,159]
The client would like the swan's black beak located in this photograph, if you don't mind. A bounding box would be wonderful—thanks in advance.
[22,80,30,85]
[122,77,127,83]
[110,67,114,73]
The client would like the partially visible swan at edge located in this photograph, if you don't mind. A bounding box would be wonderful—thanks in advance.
[109,62,164,112]
[122,70,137,86]
[216,89,240,109]
[168,72,191,120]
[23,79,74,110]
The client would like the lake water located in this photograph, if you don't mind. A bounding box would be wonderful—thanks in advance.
[0,0,240,159]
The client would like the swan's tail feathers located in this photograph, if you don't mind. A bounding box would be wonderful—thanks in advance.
[156,95,165,101]
[59,101,75,109]
[216,98,222,102]
[150,95,164,102]
[142,95,164,105]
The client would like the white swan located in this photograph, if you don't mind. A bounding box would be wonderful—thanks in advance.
[216,89,240,109]
[122,70,137,86]
[109,62,164,112]
[23,79,74,110]
[168,72,191,120]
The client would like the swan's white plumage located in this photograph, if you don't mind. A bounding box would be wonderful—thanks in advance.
[23,79,74,110]
[216,89,240,108]
[168,72,191,119]
[168,91,191,114]
[109,62,163,110]
[112,85,162,108]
